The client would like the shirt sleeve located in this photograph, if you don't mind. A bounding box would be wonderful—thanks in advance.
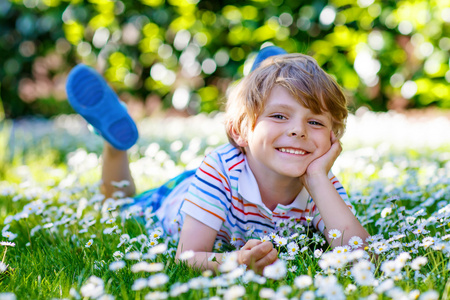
[180,152,232,231]
[310,171,355,233]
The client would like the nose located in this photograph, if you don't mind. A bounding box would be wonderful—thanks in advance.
[288,125,306,138]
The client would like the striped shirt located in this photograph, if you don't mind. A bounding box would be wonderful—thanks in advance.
[176,143,355,247]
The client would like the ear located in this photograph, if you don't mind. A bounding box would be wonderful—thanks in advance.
[230,127,248,148]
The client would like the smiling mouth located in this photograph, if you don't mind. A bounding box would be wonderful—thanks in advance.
[277,148,309,155]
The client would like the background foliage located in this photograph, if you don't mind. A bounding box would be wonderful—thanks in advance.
[1,0,450,118]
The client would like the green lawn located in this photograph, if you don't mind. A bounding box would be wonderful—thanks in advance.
[0,112,449,299]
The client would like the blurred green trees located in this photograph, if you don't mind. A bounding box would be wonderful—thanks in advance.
[0,0,449,118]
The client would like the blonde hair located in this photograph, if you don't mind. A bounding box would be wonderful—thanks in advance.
[224,53,348,150]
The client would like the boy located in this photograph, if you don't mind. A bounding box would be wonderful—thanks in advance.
[66,47,369,273]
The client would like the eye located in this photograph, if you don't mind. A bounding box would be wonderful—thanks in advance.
[271,114,286,120]
[309,120,324,126]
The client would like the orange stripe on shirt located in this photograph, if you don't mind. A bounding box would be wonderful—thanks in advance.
[199,166,231,193]
[315,218,323,230]
[230,196,272,220]
[203,161,231,191]
[230,201,271,220]
[232,196,258,208]
[184,199,225,222]
[330,176,339,185]
[217,230,231,241]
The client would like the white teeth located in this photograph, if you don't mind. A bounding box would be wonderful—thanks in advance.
[279,148,305,155]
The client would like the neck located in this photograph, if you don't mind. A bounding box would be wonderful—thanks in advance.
[254,172,303,211]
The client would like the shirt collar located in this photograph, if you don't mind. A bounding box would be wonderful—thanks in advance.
[237,157,309,212]
[237,158,265,207]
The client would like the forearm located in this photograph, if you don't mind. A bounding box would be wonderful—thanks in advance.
[176,217,277,274]
[306,175,369,248]
[176,251,226,273]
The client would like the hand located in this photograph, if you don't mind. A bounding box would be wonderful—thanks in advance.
[301,131,342,185]
[237,239,278,274]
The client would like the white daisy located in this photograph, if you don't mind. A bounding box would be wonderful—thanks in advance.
[314,249,323,258]
[259,288,275,299]
[144,291,168,300]
[269,232,278,240]
[80,276,104,298]
[125,251,142,260]
[131,261,151,273]
[223,285,245,300]
[179,250,195,260]
[147,263,164,272]
[0,241,15,247]
[2,231,17,241]
[294,275,312,289]
[411,256,428,270]
[348,236,364,249]
[131,278,148,291]
[352,269,375,286]
[374,278,394,294]
[169,283,189,297]
[85,239,94,248]
[419,290,439,300]
[262,260,286,280]
[148,273,169,288]
[288,265,298,273]
[300,290,315,300]
[214,240,224,250]
[230,234,239,246]
[109,261,125,271]
[287,242,298,256]
[0,262,7,273]
[381,260,401,277]
[274,236,288,247]
[149,243,167,254]
[260,235,271,243]
[328,229,342,240]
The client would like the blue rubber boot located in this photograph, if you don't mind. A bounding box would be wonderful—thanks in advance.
[66,64,138,150]
[251,46,288,72]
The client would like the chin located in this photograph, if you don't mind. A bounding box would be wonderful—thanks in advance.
[280,169,307,178]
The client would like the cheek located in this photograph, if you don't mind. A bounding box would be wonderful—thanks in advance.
[318,133,332,154]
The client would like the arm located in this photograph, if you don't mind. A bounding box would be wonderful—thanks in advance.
[302,134,369,248]
[176,215,278,273]
[306,175,369,248]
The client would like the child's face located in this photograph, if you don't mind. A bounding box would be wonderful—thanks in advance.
[240,85,333,179]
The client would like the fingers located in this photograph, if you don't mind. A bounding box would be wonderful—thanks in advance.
[327,131,342,159]
[253,248,278,274]
[330,131,341,149]
[241,239,262,250]
[239,241,278,273]
[238,239,265,265]
[330,130,338,143]
[239,241,272,265]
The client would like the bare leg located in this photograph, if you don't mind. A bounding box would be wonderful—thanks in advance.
[100,142,136,198]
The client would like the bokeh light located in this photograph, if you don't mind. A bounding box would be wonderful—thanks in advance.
[1,0,450,117]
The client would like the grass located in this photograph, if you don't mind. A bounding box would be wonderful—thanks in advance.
[0,112,450,299]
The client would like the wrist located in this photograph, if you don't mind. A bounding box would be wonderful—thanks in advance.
[304,173,329,187]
